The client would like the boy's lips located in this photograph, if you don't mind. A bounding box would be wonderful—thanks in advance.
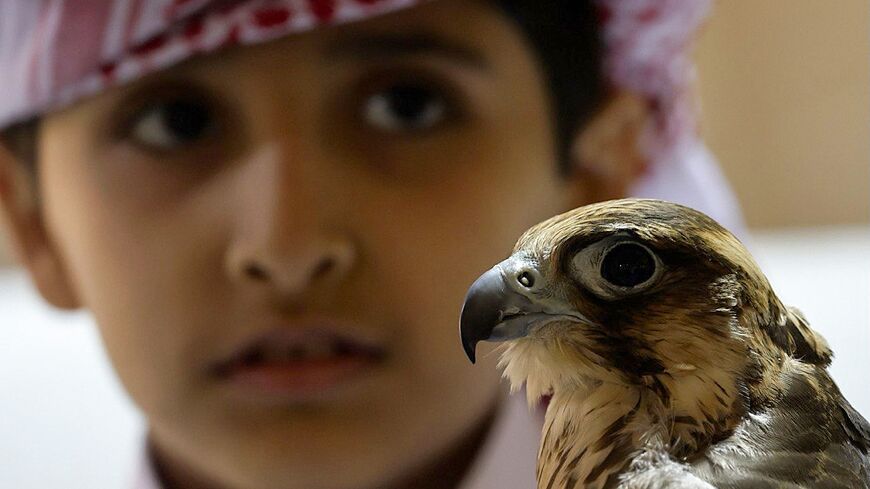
[210,324,389,402]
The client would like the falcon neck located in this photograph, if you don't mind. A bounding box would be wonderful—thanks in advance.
[535,383,669,489]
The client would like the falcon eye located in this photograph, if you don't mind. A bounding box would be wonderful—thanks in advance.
[600,243,656,287]
[570,236,662,299]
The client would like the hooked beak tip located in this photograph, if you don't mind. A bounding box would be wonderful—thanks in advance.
[462,338,478,364]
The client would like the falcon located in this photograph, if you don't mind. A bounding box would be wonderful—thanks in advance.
[460,198,870,489]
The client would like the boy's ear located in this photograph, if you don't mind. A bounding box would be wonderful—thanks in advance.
[564,90,650,206]
[0,144,81,310]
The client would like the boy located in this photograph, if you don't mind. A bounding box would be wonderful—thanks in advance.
[0,1,742,488]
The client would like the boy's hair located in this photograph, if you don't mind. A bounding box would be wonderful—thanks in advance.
[0,0,604,176]
[496,0,605,173]
[1,117,39,173]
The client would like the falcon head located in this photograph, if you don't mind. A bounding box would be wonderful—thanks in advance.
[460,199,831,408]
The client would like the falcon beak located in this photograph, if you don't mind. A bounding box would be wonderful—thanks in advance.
[460,264,533,363]
[460,258,583,364]
[459,255,591,363]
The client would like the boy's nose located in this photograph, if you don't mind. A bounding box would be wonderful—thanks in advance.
[229,238,357,297]
[224,142,359,298]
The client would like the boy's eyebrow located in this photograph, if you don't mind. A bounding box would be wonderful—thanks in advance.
[324,33,490,71]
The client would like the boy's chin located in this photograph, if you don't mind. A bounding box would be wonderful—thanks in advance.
[176,429,430,489]
[153,397,434,489]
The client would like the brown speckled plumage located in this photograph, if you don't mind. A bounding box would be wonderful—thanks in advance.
[463,198,870,489]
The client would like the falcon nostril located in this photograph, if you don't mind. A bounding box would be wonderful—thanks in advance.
[518,271,535,288]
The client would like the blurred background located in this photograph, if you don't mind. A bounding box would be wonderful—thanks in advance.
[696,0,869,228]
[1,1,869,488]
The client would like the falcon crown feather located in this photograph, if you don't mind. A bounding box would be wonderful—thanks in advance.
[460,198,870,489]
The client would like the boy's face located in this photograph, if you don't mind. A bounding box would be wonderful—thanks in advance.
[1,0,641,488]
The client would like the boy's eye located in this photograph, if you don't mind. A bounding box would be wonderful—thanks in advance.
[362,83,448,133]
[128,98,215,151]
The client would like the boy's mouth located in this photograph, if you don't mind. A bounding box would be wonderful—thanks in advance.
[210,326,388,402]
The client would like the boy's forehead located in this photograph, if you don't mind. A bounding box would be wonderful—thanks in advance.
[119,0,503,95]
[0,0,431,130]
[0,0,719,193]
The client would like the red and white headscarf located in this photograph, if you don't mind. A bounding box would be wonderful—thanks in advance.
[0,0,744,231]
